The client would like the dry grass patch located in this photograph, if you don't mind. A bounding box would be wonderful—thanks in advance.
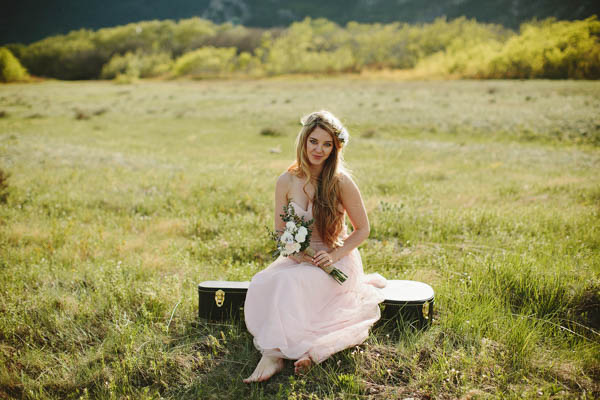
[147,218,187,237]
[4,223,52,246]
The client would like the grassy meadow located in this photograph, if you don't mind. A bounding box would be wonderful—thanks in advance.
[0,77,599,399]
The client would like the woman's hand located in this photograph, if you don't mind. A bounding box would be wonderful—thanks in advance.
[312,250,336,269]
[289,252,315,264]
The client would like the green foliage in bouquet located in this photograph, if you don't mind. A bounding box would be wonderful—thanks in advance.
[267,201,314,259]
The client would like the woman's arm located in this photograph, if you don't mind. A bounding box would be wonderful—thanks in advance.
[313,173,370,266]
[274,172,290,233]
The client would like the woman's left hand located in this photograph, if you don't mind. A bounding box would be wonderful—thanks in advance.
[312,250,336,269]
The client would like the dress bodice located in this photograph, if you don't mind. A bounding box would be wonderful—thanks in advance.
[290,201,347,252]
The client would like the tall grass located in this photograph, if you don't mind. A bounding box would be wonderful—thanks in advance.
[0,78,598,398]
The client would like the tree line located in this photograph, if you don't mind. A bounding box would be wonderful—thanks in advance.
[1,16,599,82]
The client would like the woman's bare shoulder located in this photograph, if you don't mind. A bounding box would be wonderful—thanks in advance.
[338,171,357,190]
[276,171,294,191]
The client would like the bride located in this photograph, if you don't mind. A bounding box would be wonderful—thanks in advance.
[243,110,386,383]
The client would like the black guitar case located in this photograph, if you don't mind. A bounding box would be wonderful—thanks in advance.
[198,279,434,328]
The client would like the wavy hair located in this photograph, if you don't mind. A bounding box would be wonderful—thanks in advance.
[287,110,350,248]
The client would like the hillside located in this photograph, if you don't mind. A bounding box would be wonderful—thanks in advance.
[2,0,599,45]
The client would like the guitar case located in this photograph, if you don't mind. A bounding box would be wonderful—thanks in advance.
[377,280,435,329]
[198,279,434,328]
[197,280,250,321]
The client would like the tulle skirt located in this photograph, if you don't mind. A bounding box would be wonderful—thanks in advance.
[244,245,386,364]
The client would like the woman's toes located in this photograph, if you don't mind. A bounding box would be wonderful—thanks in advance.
[244,356,284,383]
[293,358,312,374]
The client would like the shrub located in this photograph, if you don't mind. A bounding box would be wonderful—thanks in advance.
[261,16,509,74]
[0,47,29,82]
[172,46,238,77]
[488,16,600,79]
[20,30,105,80]
[16,18,263,80]
[205,24,268,54]
[14,15,600,80]
[171,18,219,56]
[94,20,177,57]
[416,16,600,79]
[263,18,355,74]
[3,43,26,60]
[100,51,173,79]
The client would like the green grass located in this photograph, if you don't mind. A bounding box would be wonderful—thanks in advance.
[0,78,599,399]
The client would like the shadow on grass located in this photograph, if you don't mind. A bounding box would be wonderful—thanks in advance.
[166,313,432,399]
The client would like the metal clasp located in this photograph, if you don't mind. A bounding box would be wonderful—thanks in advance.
[215,289,225,307]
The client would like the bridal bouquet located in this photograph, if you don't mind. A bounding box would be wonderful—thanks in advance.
[269,201,348,285]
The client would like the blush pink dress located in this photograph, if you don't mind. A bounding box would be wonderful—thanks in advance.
[244,201,387,364]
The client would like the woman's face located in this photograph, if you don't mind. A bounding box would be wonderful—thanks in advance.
[306,126,334,166]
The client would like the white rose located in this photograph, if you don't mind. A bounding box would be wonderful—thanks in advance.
[280,231,293,244]
[285,242,300,255]
[286,221,296,231]
[295,228,307,243]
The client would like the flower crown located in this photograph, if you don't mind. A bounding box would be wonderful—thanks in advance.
[301,111,350,145]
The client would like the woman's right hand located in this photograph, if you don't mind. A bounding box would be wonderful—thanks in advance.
[289,252,315,264]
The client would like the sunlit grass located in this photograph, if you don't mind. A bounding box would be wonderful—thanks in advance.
[0,78,599,399]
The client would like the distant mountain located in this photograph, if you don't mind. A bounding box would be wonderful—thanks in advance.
[2,0,599,45]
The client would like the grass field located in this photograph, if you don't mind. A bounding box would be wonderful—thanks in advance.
[0,77,599,399]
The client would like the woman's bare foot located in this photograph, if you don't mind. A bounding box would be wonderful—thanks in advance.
[294,357,312,375]
[243,355,284,383]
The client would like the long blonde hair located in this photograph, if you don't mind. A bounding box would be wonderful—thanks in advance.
[287,111,349,248]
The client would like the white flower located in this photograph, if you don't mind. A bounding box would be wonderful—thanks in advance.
[329,114,343,130]
[338,128,349,144]
[295,226,308,243]
[285,221,297,231]
[280,231,294,244]
[285,242,301,254]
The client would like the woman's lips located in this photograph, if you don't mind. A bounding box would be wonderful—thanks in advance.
[312,154,323,159]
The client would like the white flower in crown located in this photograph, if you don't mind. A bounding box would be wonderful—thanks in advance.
[337,128,349,144]
[326,114,349,145]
